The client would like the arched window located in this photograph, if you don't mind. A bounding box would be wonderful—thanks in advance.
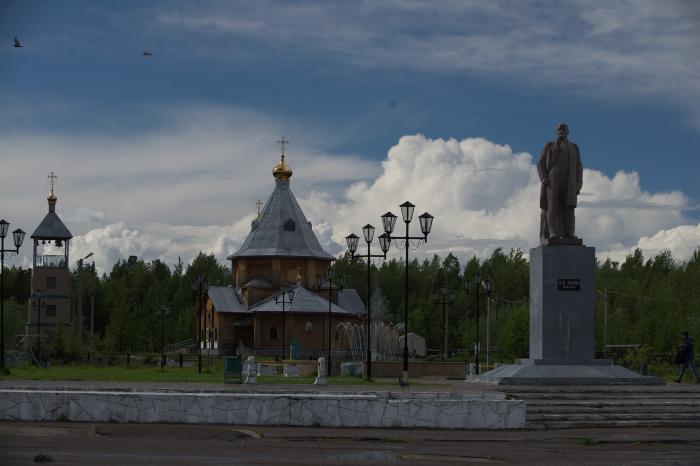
[270,327,278,341]
[304,321,313,333]
[283,218,295,231]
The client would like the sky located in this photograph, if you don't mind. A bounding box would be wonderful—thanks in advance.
[1,0,700,273]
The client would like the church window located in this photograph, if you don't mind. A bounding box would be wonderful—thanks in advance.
[283,219,295,231]
[270,327,278,341]
[46,276,56,289]
[305,321,313,333]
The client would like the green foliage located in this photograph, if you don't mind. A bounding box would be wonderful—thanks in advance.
[1,298,26,351]
[4,245,699,366]
[498,304,529,360]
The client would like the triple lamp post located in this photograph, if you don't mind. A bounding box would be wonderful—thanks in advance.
[433,286,455,362]
[0,219,26,373]
[316,268,345,377]
[190,273,208,374]
[346,201,434,385]
[465,272,491,375]
[345,225,389,380]
[274,284,295,360]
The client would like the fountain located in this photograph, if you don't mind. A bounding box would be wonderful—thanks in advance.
[335,321,404,364]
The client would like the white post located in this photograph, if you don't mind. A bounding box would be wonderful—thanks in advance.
[486,297,491,370]
[244,355,257,384]
[314,356,327,385]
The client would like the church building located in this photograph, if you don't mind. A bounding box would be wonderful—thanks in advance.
[198,142,365,358]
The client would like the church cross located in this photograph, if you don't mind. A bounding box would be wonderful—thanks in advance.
[276,136,290,157]
[48,171,58,192]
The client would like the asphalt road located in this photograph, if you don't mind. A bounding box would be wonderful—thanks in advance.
[1,422,699,465]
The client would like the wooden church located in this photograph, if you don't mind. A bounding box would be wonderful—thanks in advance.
[198,142,365,358]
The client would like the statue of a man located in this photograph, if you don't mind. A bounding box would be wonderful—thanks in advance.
[537,123,583,245]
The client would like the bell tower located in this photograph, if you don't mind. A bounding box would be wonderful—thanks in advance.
[27,172,73,352]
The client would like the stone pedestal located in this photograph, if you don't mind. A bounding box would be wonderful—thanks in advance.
[526,245,597,364]
[479,245,662,385]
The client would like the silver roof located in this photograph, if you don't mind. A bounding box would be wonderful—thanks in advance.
[228,179,334,260]
[31,209,72,240]
[208,286,246,313]
[249,285,353,315]
[242,276,274,289]
[337,289,366,315]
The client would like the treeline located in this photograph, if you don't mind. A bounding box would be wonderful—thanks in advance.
[1,248,699,362]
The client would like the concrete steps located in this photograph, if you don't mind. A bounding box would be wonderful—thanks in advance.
[502,385,700,429]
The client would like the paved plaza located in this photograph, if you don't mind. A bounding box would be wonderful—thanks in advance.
[1,421,699,465]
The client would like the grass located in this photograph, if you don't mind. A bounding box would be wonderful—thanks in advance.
[0,363,387,385]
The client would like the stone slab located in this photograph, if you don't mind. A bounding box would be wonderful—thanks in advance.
[477,364,664,385]
[0,389,525,429]
[516,358,610,366]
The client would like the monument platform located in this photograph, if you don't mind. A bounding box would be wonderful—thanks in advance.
[478,363,663,385]
[478,245,662,385]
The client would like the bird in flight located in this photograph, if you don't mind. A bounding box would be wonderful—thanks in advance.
[143,51,153,56]
[13,37,23,48]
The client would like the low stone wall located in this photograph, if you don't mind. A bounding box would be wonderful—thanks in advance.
[372,361,466,378]
[0,389,524,429]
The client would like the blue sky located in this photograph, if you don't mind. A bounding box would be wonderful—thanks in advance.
[2,1,700,270]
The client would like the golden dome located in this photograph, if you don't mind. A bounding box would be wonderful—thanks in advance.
[272,154,293,180]
[47,190,57,203]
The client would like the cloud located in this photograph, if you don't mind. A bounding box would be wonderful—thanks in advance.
[600,223,700,264]
[4,123,698,272]
[0,105,379,271]
[298,134,696,265]
[68,219,252,275]
[154,1,700,111]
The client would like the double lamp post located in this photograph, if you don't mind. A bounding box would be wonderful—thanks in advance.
[0,219,25,373]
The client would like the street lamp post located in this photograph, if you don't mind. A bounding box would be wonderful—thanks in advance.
[433,286,455,362]
[160,304,169,369]
[77,252,94,361]
[88,261,96,365]
[190,273,208,374]
[30,289,47,367]
[274,284,295,360]
[381,202,433,386]
[316,268,345,377]
[0,220,26,373]
[345,226,389,380]
[465,273,491,375]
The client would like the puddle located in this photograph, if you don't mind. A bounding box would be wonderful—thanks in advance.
[324,451,396,461]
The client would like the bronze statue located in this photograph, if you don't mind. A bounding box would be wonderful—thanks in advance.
[537,123,583,245]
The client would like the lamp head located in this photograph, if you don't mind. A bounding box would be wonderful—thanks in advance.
[12,228,25,249]
[381,212,397,235]
[0,219,9,239]
[362,224,375,243]
[400,201,415,223]
[481,277,492,294]
[418,212,434,238]
[345,233,359,254]
[378,233,390,254]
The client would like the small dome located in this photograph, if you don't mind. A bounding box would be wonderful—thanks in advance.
[47,190,57,203]
[272,155,293,180]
